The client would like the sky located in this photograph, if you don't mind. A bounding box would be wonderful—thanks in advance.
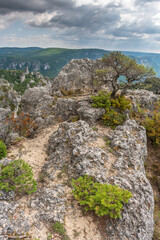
[0,0,160,53]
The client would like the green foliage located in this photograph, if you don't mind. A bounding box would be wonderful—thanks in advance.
[98,51,156,97]
[72,175,132,218]
[53,222,70,240]
[143,101,160,146]
[0,159,37,194]
[0,69,49,94]
[102,108,127,128]
[91,91,131,127]
[111,95,132,112]
[91,91,111,108]
[0,141,7,160]
[71,115,80,122]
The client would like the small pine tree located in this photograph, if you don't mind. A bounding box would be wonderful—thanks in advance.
[72,175,132,218]
[0,159,37,194]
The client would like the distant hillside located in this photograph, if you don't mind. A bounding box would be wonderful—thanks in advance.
[122,51,160,77]
[0,69,50,94]
[0,48,109,77]
[0,47,160,77]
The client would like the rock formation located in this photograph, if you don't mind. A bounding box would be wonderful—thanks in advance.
[51,58,113,95]
[43,119,154,240]
[0,79,21,112]
[0,58,158,240]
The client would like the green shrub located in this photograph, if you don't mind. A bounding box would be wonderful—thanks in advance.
[111,95,132,112]
[102,108,127,128]
[143,101,160,146]
[90,92,131,128]
[72,175,132,218]
[0,141,7,160]
[91,91,111,109]
[53,222,70,240]
[0,159,37,194]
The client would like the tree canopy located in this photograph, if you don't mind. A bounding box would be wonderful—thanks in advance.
[97,52,156,97]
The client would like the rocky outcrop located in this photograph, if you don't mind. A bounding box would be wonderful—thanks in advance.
[105,120,154,240]
[126,89,159,111]
[0,79,21,112]
[0,158,30,240]
[30,186,66,223]
[55,98,78,121]
[0,108,10,142]
[109,120,147,173]
[21,85,55,120]
[44,119,154,240]
[0,108,20,145]
[77,100,105,125]
[51,58,113,95]
[54,98,105,124]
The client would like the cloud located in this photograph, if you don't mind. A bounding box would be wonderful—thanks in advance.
[0,12,21,30]
[0,0,75,14]
[0,0,160,53]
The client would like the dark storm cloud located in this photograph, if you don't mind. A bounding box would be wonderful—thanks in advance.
[26,0,160,46]
[0,0,75,14]
[29,4,120,32]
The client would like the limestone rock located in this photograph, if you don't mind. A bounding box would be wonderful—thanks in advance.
[0,201,30,239]
[0,159,30,239]
[0,108,11,142]
[0,79,21,111]
[52,58,113,95]
[43,120,108,181]
[30,186,66,223]
[109,119,147,173]
[21,85,55,120]
[126,89,159,111]
[45,119,154,240]
[55,98,78,121]
[54,97,105,125]
[106,171,154,240]
[77,101,105,125]
[105,119,154,240]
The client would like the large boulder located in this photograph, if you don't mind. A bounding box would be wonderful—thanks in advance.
[30,186,66,223]
[44,119,154,240]
[105,120,154,240]
[21,85,55,119]
[0,79,21,112]
[54,98,105,124]
[0,108,11,142]
[77,100,105,125]
[55,98,78,121]
[126,89,159,111]
[0,108,21,145]
[43,121,108,181]
[51,58,113,95]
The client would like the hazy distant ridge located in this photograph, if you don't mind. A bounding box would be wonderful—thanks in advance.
[0,47,160,77]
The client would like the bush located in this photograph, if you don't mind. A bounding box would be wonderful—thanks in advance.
[72,175,132,218]
[91,92,131,128]
[111,95,132,112]
[5,112,37,137]
[91,91,111,109]
[53,222,70,240]
[0,141,7,160]
[0,159,37,194]
[102,108,127,128]
[143,101,160,146]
